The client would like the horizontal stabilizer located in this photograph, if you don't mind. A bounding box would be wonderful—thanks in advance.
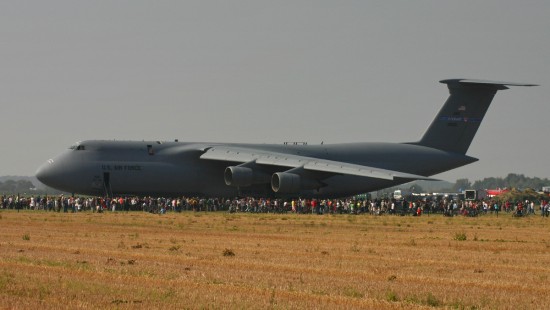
[440,79,538,89]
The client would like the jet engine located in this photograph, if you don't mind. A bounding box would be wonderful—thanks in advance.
[271,171,323,193]
[224,166,270,187]
[271,172,301,193]
[224,166,252,186]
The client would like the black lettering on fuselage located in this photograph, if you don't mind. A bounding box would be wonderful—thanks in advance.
[124,165,141,171]
[101,164,142,171]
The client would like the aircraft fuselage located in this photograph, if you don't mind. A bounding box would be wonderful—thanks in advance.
[36,140,475,198]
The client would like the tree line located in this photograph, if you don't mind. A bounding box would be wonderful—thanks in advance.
[452,173,550,192]
[0,179,36,193]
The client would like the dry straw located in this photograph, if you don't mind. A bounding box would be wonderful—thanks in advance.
[1,211,549,309]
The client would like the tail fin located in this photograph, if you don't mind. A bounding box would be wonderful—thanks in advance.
[412,79,536,154]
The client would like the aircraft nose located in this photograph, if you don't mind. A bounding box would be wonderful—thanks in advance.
[35,159,57,186]
[35,148,92,194]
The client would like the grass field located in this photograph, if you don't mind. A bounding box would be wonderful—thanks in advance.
[1,210,549,309]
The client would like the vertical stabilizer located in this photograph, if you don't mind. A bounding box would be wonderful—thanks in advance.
[412,79,536,154]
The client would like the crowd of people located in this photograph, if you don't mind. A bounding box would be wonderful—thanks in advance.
[1,194,549,217]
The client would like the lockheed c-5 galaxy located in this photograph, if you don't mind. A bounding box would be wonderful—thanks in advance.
[36,79,536,198]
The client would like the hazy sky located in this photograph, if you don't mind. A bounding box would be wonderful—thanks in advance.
[1,1,548,183]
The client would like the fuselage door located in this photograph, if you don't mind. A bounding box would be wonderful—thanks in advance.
[103,172,113,197]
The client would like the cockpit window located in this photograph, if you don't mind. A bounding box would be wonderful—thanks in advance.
[69,143,85,151]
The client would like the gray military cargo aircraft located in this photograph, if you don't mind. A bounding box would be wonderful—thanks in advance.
[36,79,536,198]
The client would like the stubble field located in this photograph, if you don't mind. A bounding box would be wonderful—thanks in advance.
[1,210,549,309]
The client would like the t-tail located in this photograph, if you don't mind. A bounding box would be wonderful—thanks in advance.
[412,79,537,154]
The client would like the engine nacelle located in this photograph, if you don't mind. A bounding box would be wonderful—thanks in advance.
[271,172,301,193]
[224,166,253,186]
[225,166,270,187]
[272,171,325,193]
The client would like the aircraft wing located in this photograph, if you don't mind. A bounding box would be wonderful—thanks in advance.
[200,146,434,181]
